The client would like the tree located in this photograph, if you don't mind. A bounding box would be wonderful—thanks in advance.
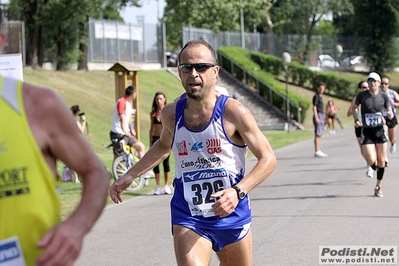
[8,0,140,69]
[164,0,240,50]
[40,0,85,70]
[7,0,48,68]
[237,0,279,34]
[164,0,274,50]
[227,1,280,54]
[270,0,353,64]
[351,0,399,72]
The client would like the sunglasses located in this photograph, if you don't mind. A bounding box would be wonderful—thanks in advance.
[361,86,369,89]
[382,82,389,85]
[179,63,215,73]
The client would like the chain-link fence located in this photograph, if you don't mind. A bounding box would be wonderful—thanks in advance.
[88,18,164,64]
[2,21,25,65]
[3,20,363,69]
[182,26,361,67]
[2,19,165,68]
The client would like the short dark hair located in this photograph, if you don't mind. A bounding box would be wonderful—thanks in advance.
[178,39,218,65]
[70,105,80,115]
[125,85,136,96]
[318,82,325,87]
[357,81,366,88]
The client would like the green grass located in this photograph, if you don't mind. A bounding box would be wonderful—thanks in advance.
[24,68,184,168]
[265,130,314,150]
[58,182,82,219]
[23,67,399,219]
[24,68,184,219]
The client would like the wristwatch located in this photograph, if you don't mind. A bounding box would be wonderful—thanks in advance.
[232,185,246,200]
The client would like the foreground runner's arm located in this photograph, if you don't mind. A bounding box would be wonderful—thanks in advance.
[23,85,109,266]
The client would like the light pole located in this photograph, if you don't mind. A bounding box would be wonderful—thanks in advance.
[99,1,107,20]
[137,16,146,62]
[282,52,291,132]
[336,44,343,71]
[240,0,245,48]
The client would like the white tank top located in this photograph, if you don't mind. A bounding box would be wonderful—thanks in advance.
[111,97,132,134]
[172,95,247,218]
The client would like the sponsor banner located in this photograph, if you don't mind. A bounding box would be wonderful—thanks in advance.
[0,54,23,81]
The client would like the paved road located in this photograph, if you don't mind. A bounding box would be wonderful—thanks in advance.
[76,128,399,266]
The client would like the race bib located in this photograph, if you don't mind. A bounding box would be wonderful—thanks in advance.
[364,112,383,127]
[0,237,26,266]
[182,168,230,218]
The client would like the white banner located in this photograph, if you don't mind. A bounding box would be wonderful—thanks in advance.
[0,54,23,81]
[94,22,142,41]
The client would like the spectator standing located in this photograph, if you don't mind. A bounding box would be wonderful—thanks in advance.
[150,91,171,195]
[70,105,86,134]
[61,105,88,183]
[313,82,328,158]
[110,39,276,265]
[325,99,339,134]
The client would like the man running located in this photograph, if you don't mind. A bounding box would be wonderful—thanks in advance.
[110,39,276,265]
[352,72,393,197]
[347,81,368,163]
[380,76,399,154]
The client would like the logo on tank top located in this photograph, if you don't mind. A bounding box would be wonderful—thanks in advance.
[0,167,30,198]
[191,142,203,152]
[206,139,222,154]
[0,237,24,264]
[180,156,222,169]
[176,141,188,156]
[182,168,228,182]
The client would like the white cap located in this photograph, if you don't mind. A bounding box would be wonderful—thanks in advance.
[215,86,229,96]
[367,72,381,82]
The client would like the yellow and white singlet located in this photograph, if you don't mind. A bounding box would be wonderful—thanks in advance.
[0,76,60,266]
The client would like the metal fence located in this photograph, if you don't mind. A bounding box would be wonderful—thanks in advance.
[182,26,361,66]
[3,21,25,65]
[218,51,303,126]
[88,18,164,64]
[3,20,362,69]
[2,19,165,68]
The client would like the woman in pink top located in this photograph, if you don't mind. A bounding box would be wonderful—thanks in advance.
[325,99,339,134]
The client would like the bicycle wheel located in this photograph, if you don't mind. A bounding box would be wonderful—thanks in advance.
[112,156,145,191]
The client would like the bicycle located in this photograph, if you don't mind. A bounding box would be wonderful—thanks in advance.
[106,138,154,192]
